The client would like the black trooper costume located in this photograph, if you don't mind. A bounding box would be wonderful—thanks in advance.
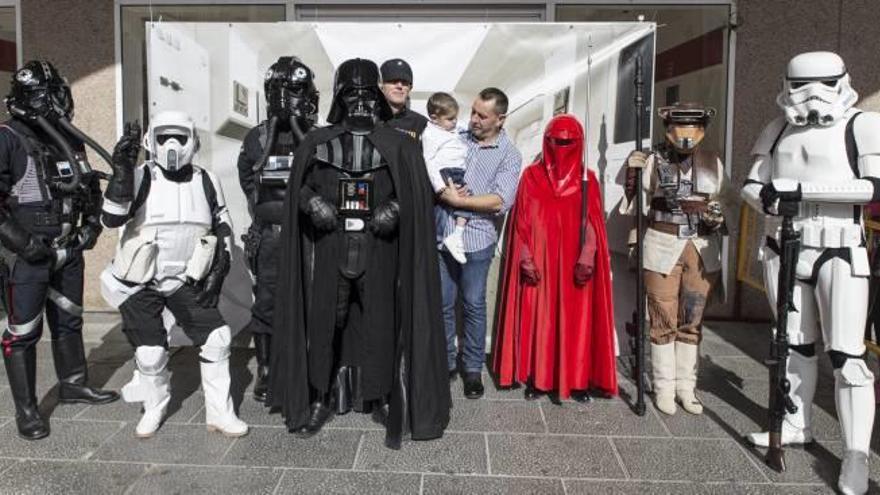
[268,58,450,448]
[237,57,319,403]
[0,60,119,440]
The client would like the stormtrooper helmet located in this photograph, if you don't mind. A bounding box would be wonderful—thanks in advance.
[144,111,199,172]
[776,51,858,127]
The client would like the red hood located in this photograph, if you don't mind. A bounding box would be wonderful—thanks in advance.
[542,114,584,195]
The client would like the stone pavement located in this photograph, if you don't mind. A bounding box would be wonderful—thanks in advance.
[0,313,876,494]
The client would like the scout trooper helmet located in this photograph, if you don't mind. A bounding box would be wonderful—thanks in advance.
[777,51,858,127]
[144,111,200,172]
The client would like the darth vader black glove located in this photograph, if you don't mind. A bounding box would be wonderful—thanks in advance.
[369,201,399,238]
[302,195,338,232]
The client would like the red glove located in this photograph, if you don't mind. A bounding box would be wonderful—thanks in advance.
[574,221,597,286]
[520,257,540,286]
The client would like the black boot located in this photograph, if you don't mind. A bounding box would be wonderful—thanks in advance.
[4,345,49,440]
[292,393,335,438]
[524,383,545,401]
[52,334,119,404]
[252,333,271,403]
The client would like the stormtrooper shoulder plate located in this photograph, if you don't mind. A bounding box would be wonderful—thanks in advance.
[852,110,880,157]
[751,117,788,157]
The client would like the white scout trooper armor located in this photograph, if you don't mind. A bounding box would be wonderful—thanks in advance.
[742,52,879,495]
[100,111,246,439]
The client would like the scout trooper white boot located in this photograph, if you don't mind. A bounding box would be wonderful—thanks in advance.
[199,326,248,437]
[121,346,171,438]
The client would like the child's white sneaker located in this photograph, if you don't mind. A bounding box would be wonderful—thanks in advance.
[443,231,467,264]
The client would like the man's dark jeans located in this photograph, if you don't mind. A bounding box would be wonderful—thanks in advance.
[438,244,495,373]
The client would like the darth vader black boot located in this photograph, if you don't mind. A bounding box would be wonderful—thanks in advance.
[293,393,335,438]
[252,333,271,403]
[4,345,49,440]
[53,334,119,404]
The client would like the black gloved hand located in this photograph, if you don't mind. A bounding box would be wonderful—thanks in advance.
[20,236,54,264]
[74,223,102,251]
[107,121,141,203]
[369,201,400,238]
[196,248,230,308]
[759,181,802,216]
[241,223,261,274]
[303,195,338,232]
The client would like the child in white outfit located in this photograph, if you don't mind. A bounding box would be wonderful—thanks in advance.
[423,92,469,264]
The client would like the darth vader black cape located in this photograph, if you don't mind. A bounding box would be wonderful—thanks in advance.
[267,124,451,448]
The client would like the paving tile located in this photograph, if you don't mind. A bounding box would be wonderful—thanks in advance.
[700,334,759,359]
[1,460,147,494]
[82,341,134,364]
[222,426,361,468]
[0,418,123,460]
[38,397,92,420]
[127,465,282,495]
[329,409,387,430]
[423,474,564,494]
[612,437,765,483]
[702,322,772,359]
[699,379,842,442]
[92,423,234,465]
[0,387,18,417]
[447,398,544,433]
[702,355,768,381]
[744,439,880,492]
[487,434,624,479]
[659,400,763,440]
[542,399,668,437]
[355,431,487,474]
[277,469,421,494]
[0,457,18,474]
[94,359,138,390]
[564,480,829,494]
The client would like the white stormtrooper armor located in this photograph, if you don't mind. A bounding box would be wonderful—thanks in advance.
[100,111,246,439]
[742,52,878,495]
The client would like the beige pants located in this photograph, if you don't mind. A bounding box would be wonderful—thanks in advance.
[645,242,715,345]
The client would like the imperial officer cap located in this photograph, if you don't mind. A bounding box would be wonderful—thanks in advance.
[380,58,413,85]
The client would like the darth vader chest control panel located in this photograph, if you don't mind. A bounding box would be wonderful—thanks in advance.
[337,177,373,216]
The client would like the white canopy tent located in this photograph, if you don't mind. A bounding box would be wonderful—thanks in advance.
[145,21,656,335]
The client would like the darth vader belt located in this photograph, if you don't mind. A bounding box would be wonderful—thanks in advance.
[337,177,373,217]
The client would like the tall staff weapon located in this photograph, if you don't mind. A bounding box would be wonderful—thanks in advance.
[765,211,800,471]
[580,38,593,250]
[626,55,648,416]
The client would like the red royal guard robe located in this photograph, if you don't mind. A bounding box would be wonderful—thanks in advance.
[492,114,617,398]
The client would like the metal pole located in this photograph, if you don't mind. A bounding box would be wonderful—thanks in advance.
[633,54,647,417]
